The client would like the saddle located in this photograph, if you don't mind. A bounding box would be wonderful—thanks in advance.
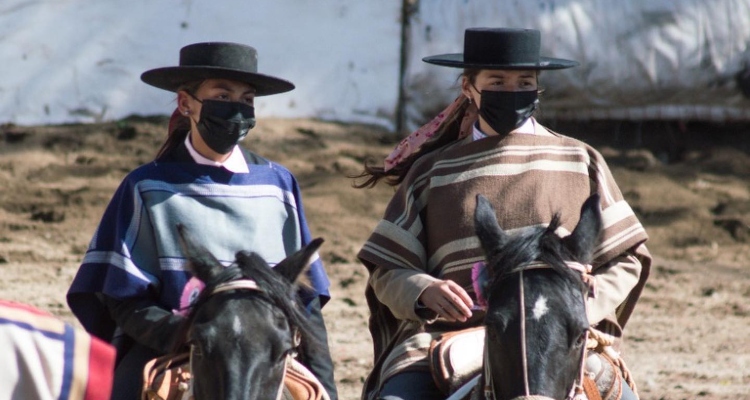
[142,353,191,400]
[428,326,485,395]
[142,352,329,400]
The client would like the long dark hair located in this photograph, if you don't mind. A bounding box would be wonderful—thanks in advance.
[154,80,204,160]
[352,69,481,188]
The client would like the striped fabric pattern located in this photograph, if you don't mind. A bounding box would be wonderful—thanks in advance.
[358,130,651,399]
[67,153,330,341]
[0,300,115,400]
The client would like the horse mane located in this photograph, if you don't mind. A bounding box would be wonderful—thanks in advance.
[172,254,317,354]
[488,213,586,293]
[235,251,319,349]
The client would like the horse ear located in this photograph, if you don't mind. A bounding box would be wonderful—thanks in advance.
[273,238,325,285]
[235,251,269,274]
[176,224,224,283]
[474,194,508,258]
[563,194,603,263]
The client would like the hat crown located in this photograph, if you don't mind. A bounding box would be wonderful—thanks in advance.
[421,27,577,70]
[179,42,259,73]
[464,28,540,65]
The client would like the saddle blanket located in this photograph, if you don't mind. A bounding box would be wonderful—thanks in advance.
[0,300,115,400]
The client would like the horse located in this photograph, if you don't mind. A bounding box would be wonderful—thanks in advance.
[470,193,602,400]
[159,223,328,400]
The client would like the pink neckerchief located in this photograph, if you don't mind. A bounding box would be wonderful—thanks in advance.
[384,96,477,171]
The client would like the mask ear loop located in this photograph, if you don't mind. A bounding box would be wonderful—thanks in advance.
[186,91,204,104]
[183,91,203,126]
[469,83,483,105]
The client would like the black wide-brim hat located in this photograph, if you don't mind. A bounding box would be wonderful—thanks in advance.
[423,28,578,70]
[141,42,294,96]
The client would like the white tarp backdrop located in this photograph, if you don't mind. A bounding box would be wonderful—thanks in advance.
[0,0,402,128]
[3,0,750,131]
[403,0,750,130]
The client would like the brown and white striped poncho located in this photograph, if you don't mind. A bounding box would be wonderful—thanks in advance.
[357,126,651,400]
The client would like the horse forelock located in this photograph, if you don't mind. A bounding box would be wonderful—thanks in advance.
[172,255,315,354]
[487,214,586,295]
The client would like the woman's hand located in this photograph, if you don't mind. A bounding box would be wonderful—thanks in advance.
[418,280,474,322]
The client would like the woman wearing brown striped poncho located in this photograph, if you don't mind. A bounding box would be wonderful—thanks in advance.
[355,28,650,400]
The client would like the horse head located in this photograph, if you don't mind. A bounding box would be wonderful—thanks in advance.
[175,223,323,400]
[473,194,602,400]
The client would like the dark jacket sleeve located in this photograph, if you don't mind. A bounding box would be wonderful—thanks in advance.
[102,295,185,354]
[298,296,339,400]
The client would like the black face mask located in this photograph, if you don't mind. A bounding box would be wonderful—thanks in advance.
[475,88,539,136]
[191,98,256,154]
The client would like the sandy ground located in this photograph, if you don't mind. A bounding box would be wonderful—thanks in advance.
[1,116,749,399]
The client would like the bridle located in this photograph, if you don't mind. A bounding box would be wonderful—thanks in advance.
[188,278,299,400]
[480,261,592,400]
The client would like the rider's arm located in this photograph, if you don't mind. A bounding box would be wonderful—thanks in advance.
[587,244,644,326]
[369,267,441,321]
[101,295,185,353]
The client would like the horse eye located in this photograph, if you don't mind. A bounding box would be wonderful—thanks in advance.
[574,331,587,348]
[272,345,294,363]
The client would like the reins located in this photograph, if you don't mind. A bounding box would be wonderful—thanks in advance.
[481,261,593,400]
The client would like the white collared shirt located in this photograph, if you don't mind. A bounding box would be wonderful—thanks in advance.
[472,117,537,141]
[184,133,250,173]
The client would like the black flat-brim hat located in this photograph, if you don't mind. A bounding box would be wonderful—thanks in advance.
[423,28,578,70]
[141,42,295,96]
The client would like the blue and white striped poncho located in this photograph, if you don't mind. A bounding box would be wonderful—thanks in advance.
[67,146,330,340]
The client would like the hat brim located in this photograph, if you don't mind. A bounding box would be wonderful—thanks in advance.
[141,66,295,96]
[422,53,579,70]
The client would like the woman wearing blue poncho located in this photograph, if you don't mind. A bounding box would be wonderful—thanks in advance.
[66,42,337,400]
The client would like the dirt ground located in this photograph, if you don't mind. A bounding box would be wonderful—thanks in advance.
[1,116,748,399]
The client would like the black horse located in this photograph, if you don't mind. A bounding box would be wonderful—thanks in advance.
[172,223,326,400]
[472,194,602,400]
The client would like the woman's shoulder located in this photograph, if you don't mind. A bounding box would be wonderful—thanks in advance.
[115,160,198,190]
[120,161,163,183]
[242,149,297,179]
[409,136,468,171]
[231,149,302,192]
[241,148,271,166]
[536,123,607,158]
[555,133,608,162]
